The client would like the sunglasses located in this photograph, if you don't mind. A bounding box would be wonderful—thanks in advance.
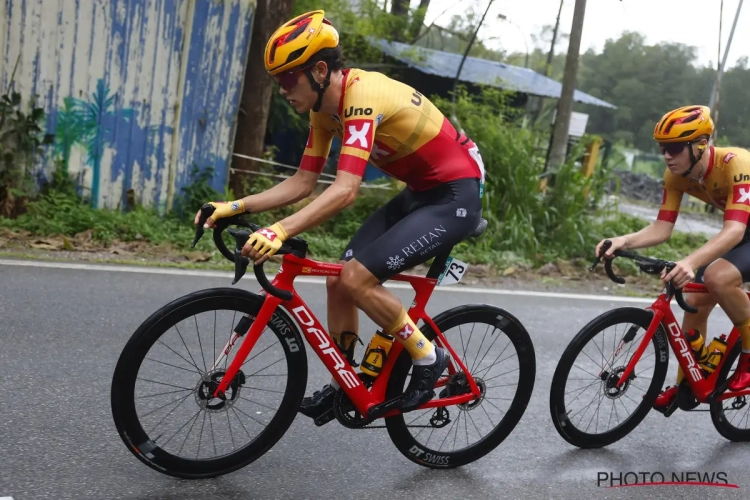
[273,64,312,91]
[659,142,688,156]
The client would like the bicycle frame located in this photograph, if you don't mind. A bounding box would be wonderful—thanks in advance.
[211,252,482,418]
[614,282,750,403]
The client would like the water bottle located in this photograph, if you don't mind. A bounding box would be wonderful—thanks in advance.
[685,328,709,366]
[703,334,729,374]
[360,330,394,378]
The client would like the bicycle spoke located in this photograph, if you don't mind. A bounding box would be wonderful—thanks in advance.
[470,324,491,374]
[471,327,503,373]
[156,339,203,375]
[137,377,194,391]
[209,412,217,458]
[239,396,280,412]
[146,392,194,433]
[234,405,269,428]
[136,387,193,399]
[175,323,202,375]
[196,412,207,459]
[144,356,202,375]
[246,357,286,378]
[231,406,253,438]
[195,315,209,375]
[171,409,202,454]
[226,409,236,451]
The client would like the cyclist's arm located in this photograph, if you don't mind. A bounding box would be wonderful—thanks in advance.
[275,171,361,237]
[620,220,674,249]
[238,169,320,213]
[241,118,334,212]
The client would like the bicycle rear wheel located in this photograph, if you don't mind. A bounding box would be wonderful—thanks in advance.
[111,288,307,478]
[710,343,750,441]
[385,305,536,468]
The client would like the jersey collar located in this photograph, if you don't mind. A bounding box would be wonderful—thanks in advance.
[703,145,715,180]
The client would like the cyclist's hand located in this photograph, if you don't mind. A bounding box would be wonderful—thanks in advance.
[242,223,288,264]
[661,259,695,288]
[596,236,628,259]
[194,200,246,228]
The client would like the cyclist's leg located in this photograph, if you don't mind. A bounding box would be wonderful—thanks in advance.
[702,237,750,391]
[326,187,411,352]
[339,178,482,411]
[299,188,410,419]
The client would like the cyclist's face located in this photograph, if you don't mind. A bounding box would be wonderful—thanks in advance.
[659,142,691,174]
[275,63,323,113]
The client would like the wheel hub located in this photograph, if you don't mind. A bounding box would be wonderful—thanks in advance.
[603,366,632,399]
[195,369,245,412]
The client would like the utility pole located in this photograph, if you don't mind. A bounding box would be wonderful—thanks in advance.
[547,0,586,170]
[545,0,564,77]
[709,0,743,137]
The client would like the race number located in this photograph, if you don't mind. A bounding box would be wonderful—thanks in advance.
[438,257,469,286]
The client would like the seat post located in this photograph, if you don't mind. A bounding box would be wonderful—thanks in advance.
[426,248,453,280]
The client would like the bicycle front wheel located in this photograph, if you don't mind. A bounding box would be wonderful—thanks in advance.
[111,288,308,478]
[549,307,668,449]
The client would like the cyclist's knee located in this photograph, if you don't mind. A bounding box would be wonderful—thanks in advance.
[339,260,378,297]
[326,260,349,294]
[703,260,742,292]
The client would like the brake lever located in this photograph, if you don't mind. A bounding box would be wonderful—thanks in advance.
[192,203,217,248]
[590,239,612,271]
[227,228,251,285]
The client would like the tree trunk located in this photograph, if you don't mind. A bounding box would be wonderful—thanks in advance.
[408,0,431,42]
[390,0,409,41]
[547,0,586,171]
[228,0,294,199]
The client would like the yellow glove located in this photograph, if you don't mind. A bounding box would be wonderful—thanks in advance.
[205,199,245,225]
[247,222,289,258]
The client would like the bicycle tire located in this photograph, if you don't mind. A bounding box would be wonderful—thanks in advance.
[384,305,536,469]
[710,342,750,441]
[111,288,307,479]
[549,307,668,449]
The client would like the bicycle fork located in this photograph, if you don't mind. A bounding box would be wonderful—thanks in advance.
[212,293,283,399]
[612,309,665,388]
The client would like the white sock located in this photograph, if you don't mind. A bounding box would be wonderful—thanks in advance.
[330,378,340,390]
[413,345,437,366]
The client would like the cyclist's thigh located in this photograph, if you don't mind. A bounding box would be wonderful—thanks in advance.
[354,178,482,282]
[339,187,411,262]
[694,226,750,284]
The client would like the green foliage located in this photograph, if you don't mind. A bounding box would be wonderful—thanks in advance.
[0,89,54,218]
[433,86,612,263]
[171,164,230,223]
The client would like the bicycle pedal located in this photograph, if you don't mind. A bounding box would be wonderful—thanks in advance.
[313,408,336,427]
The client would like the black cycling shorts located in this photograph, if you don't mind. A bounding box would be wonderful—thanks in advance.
[694,225,750,283]
[340,178,482,282]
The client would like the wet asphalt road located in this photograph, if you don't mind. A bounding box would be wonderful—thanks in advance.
[1,259,749,500]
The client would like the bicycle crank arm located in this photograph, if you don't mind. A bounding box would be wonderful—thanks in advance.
[367,393,476,420]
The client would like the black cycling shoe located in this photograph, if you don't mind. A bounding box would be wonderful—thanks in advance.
[399,347,451,413]
[298,384,337,419]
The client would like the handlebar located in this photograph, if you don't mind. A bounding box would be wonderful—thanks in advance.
[591,240,698,314]
[192,203,305,301]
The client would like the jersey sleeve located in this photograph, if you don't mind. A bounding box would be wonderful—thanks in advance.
[724,156,750,224]
[336,77,387,177]
[299,112,333,174]
[657,172,683,223]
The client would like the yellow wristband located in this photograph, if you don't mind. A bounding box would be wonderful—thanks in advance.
[269,222,289,241]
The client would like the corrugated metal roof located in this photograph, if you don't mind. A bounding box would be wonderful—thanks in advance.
[368,38,617,109]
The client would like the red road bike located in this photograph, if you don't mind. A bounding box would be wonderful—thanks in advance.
[550,240,750,448]
[111,206,536,478]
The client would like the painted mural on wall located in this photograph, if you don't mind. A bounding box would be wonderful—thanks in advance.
[1,0,255,211]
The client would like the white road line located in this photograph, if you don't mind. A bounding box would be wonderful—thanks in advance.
[0,496,14,500]
[0,258,659,304]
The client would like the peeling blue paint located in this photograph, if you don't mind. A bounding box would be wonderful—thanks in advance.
[2,0,256,209]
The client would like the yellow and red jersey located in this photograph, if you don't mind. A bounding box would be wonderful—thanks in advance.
[658,146,750,225]
[299,68,484,191]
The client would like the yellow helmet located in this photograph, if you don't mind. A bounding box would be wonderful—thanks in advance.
[264,10,340,76]
[653,105,714,143]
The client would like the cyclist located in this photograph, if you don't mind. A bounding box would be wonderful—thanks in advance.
[194,10,485,421]
[596,105,750,414]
